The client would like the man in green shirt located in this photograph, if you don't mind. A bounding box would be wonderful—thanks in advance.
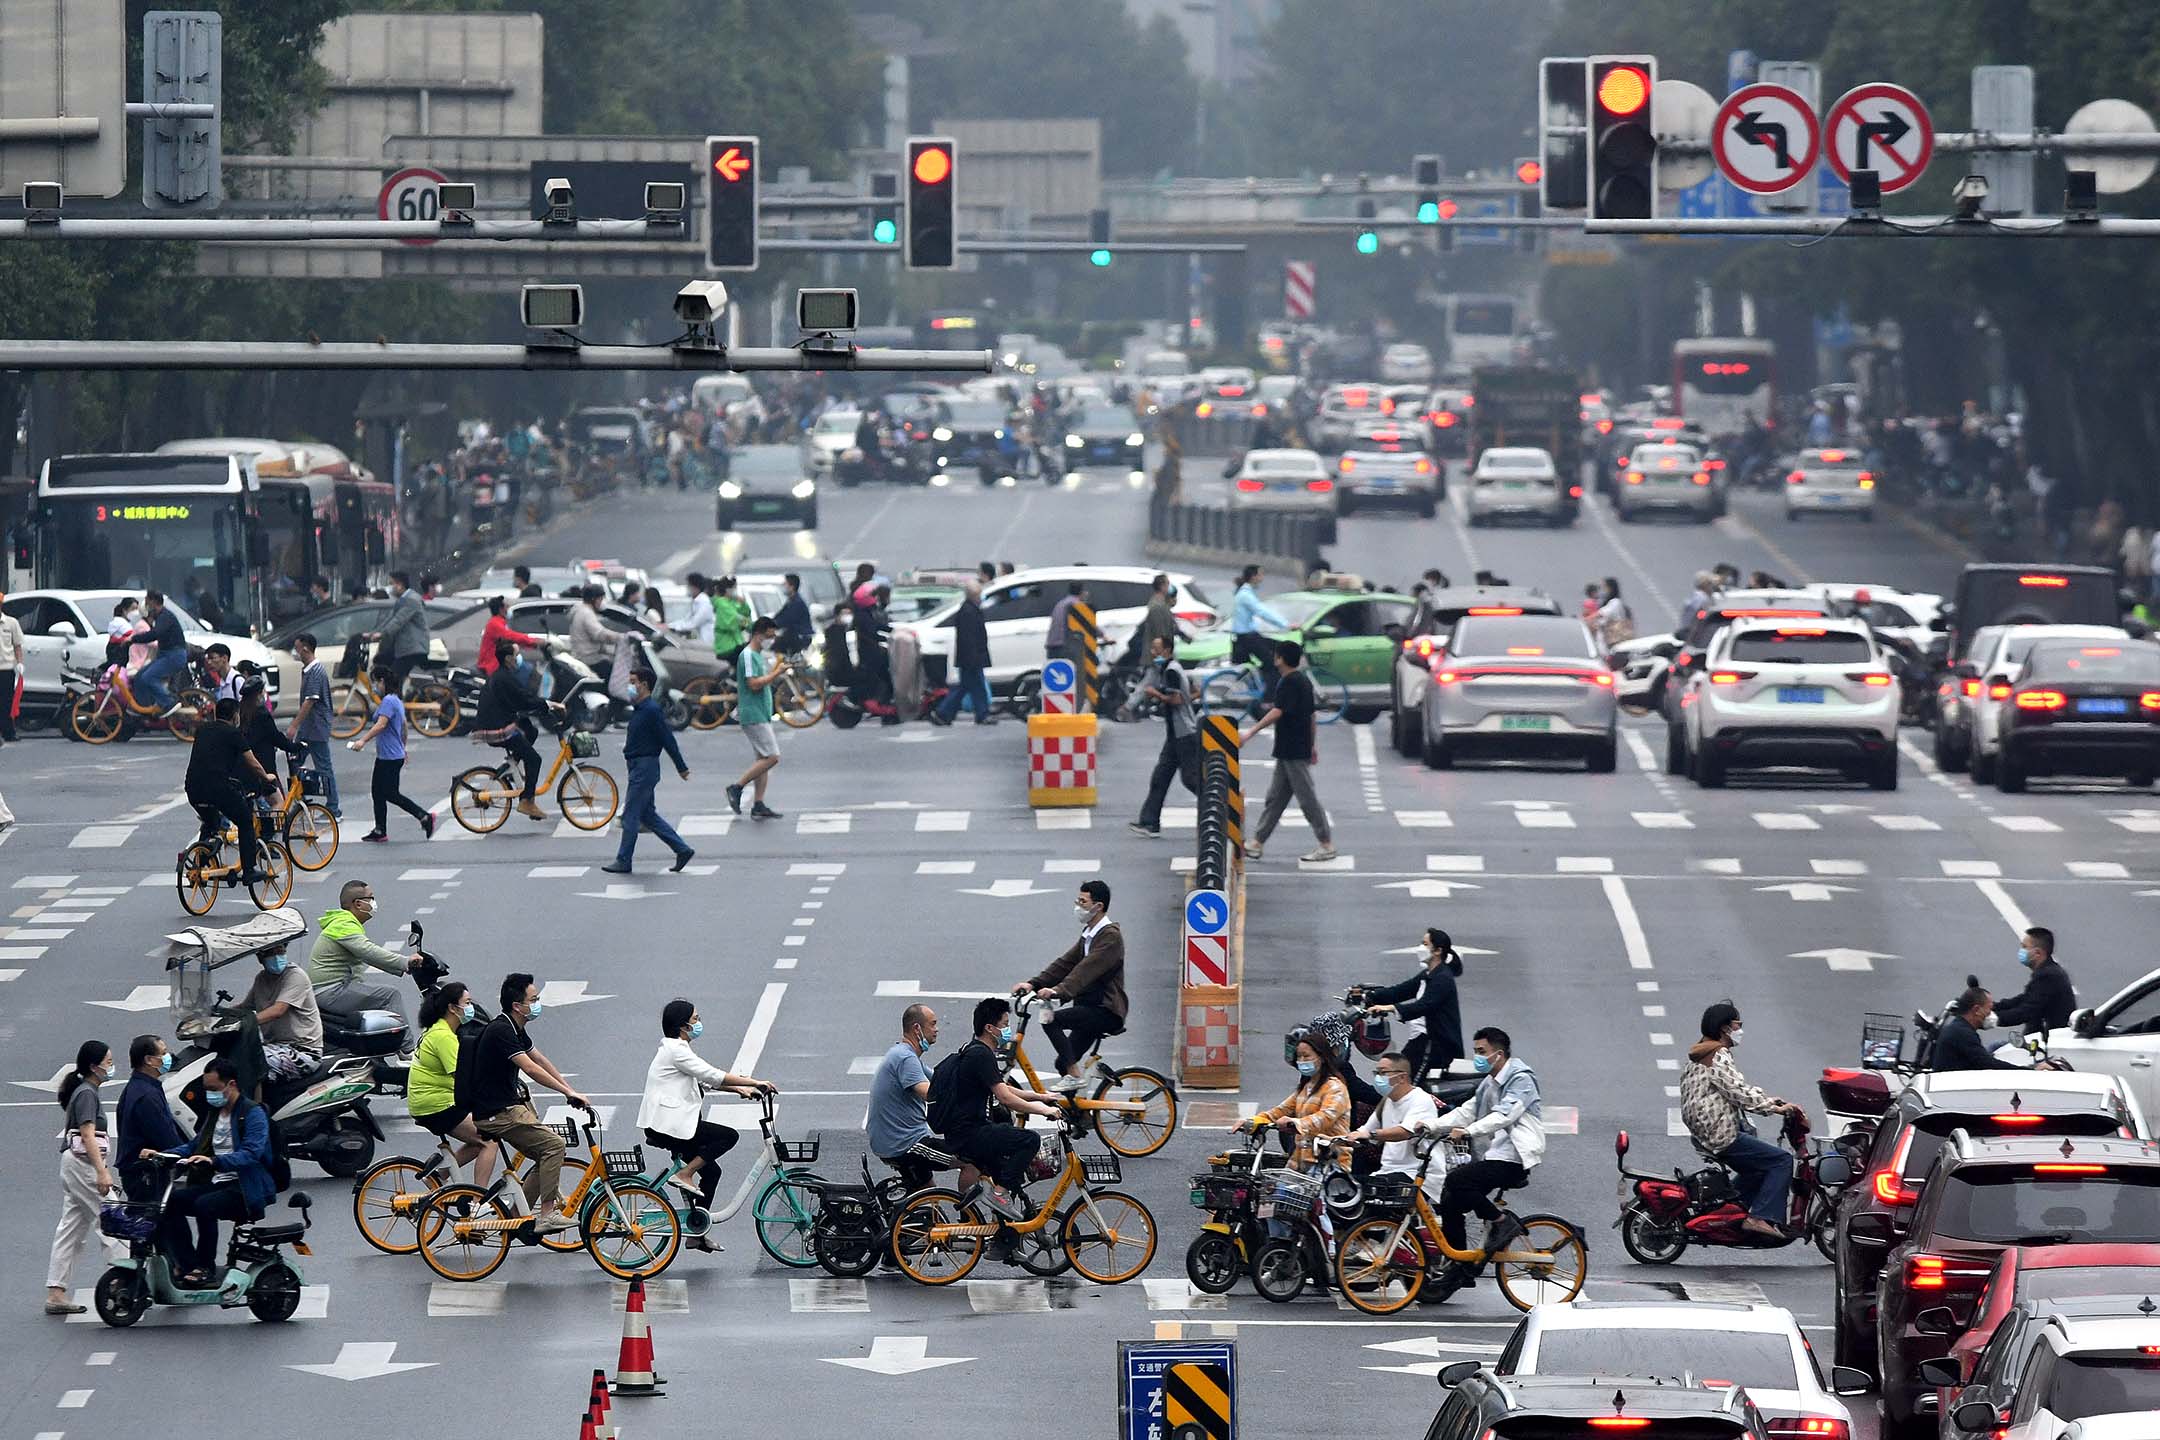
[308,878,422,1055]
[710,575,751,669]
[725,618,786,821]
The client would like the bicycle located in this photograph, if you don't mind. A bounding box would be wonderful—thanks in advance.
[329,637,459,740]
[682,650,827,730]
[1328,1132,1588,1314]
[1199,654,1349,725]
[177,806,295,916]
[448,716,619,834]
[888,1118,1158,1285]
[247,767,339,872]
[66,662,208,744]
[350,1130,568,1256]
[1007,992,1178,1158]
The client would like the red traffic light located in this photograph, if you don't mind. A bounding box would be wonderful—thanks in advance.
[1515,159,1543,186]
[1596,64,1650,117]
[711,145,750,183]
[1435,198,1459,220]
[912,146,952,186]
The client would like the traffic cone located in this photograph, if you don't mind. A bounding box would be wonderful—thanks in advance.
[608,1275,666,1397]
[577,1407,597,1440]
[588,1370,616,1439]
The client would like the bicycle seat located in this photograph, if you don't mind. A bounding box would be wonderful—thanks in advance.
[238,1219,306,1246]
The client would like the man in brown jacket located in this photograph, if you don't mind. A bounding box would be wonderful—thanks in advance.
[1017,879,1127,1092]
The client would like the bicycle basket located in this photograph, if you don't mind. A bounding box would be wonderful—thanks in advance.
[1027,1148,1062,1183]
[1861,1012,1907,1070]
[818,1187,876,1226]
[297,769,328,799]
[567,730,601,759]
[1271,1168,1324,1210]
[1364,1173,1421,1212]
[602,1147,646,1179]
[1079,1150,1123,1186]
[547,1120,581,1146]
[99,1201,159,1243]
[775,1138,820,1165]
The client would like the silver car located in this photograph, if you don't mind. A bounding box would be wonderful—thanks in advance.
[1615,441,1718,523]
[1466,446,1568,526]
[1335,421,1441,516]
[1419,612,1617,771]
[1227,448,1338,534]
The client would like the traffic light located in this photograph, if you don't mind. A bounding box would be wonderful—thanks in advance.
[704,134,759,272]
[1538,58,1589,211]
[1413,154,1442,224]
[1588,56,1657,219]
[1354,196,1378,255]
[905,136,956,270]
[1514,157,1543,253]
[1088,206,1112,267]
[869,170,898,246]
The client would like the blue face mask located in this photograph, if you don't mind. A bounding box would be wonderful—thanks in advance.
[526,1001,544,1019]
[1297,1060,1317,1078]
[1471,1053,1494,1074]
[688,1020,704,1040]
[915,1032,934,1055]
[205,1089,228,1108]
[158,1053,173,1075]
[998,1025,1016,1045]
[2018,946,2034,968]
[264,956,288,975]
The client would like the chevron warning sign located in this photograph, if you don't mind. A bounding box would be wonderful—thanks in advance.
[1184,934,1228,988]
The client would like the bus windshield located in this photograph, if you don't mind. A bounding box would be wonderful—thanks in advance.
[1451,299,1515,336]
[37,493,247,631]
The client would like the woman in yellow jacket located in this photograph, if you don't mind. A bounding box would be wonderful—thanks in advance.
[408,981,496,1189]
[1241,1035,1352,1238]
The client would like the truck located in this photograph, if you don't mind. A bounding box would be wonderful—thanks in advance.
[1469,365,1585,520]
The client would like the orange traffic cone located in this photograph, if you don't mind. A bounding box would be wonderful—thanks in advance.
[609,1275,667,1397]
[588,1370,616,1439]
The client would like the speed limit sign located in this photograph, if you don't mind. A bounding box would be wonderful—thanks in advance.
[378,166,447,247]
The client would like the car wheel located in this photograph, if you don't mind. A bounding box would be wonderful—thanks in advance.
[1932,725,1969,773]
[1320,518,1338,545]
[1616,505,1635,523]
[1663,724,1687,776]
[1585,736,1617,774]
[1694,746,1726,789]
[2129,770,2156,790]
[1418,494,1437,519]
[1787,509,1802,522]
[1421,729,1452,770]
[1867,749,1899,791]
[1969,748,1996,786]
[1465,510,1483,527]
[1862,509,1877,524]
[1391,707,1419,758]
[716,510,735,531]
[1995,752,2027,793]
[803,503,819,529]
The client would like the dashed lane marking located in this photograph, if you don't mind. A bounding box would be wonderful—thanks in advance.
[1872,814,1941,831]
[1394,811,1452,827]
[1035,811,1091,830]
[1043,859,1100,873]
[1941,859,2002,877]
[916,810,970,832]
[2069,860,2129,878]
[1633,811,1693,829]
[1753,812,1819,831]
[69,826,135,848]
[1992,815,2061,834]
[916,860,975,875]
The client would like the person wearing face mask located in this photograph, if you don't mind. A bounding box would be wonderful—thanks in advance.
[1240,1036,1353,1238]
[308,880,421,1057]
[1420,1026,1545,1301]
[46,1041,124,1314]
[1680,1002,1796,1240]
[116,1035,186,1202]
[1129,631,1200,837]
[604,667,694,875]
[247,940,322,1082]
[1989,926,2075,1038]
[468,973,591,1235]
[870,1005,963,1191]
[1363,927,1466,1086]
[726,618,787,820]
[1015,880,1127,1093]
[408,982,497,1191]
[154,1057,274,1292]
[638,998,774,1241]
[927,997,1060,1223]
[1344,1051,1441,1196]
[1932,985,2039,1072]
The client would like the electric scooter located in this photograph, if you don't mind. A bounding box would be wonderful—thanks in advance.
[93,1154,314,1326]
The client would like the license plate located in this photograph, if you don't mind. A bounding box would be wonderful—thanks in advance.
[1255,1201,1275,1220]
[1500,714,1552,732]
[1190,1188,1207,1206]
[1505,481,1534,491]
[752,500,783,513]
[2078,696,2130,715]
[1778,687,1825,704]
[1818,493,1843,503]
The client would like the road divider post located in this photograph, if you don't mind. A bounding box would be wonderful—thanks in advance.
[1179,718,1243,1089]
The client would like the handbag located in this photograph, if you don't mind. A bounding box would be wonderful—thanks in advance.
[64,1128,109,1163]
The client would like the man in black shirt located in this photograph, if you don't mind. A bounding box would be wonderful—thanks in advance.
[1992,926,2076,1037]
[936,997,1059,1220]
[473,638,553,819]
[469,973,590,1234]
[1932,987,2033,1072]
[1237,640,1336,863]
[185,697,275,881]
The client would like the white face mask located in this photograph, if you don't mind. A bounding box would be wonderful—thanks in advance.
[1727,1025,1744,1046]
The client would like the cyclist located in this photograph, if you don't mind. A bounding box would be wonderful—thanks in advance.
[185,697,275,885]
[1239,1033,1352,1238]
[637,998,775,1243]
[307,880,422,1056]
[410,981,497,1190]
[237,677,306,823]
[468,973,591,1236]
[1229,564,1288,706]
[1344,1050,1440,1194]
[1014,880,1126,1093]
[473,637,554,822]
[1418,1026,1543,1302]
[1362,927,1466,1085]
[929,997,1060,1222]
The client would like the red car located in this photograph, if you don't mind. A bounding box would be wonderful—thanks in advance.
[1925,1241,2160,1415]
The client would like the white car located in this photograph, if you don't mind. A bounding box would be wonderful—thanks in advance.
[1226,448,1338,536]
[802,408,860,478]
[1801,582,1942,648]
[891,565,1220,690]
[1961,624,2130,785]
[690,374,764,429]
[1616,441,1718,523]
[1493,1299,1861,1440]
[1,589,281,721]
[1784,446,1877,521]
[1379,342,1435,384]
[2041,966,2160,1122]
[1682,615,1901,789]
[1467,446,1569,526]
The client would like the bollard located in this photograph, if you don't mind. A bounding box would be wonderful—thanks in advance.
[1068,600,1100,712]
[1026,711,1097,808]
[1200,717,1243,861]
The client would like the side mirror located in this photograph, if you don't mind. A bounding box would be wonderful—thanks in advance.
[1829,1365,1871,1397]
[2073,1008,2097,1037]
[1951,1400,1999,1433]
[1914,1307,1959,1338]
[1437,1359,1481,1389]
[50,618,83,638]
[1616,1129,1630,1160]
[1916,1355,1961,1384]
[1815,1153,1853,1187]
[1307,624,1337,639]
[1847,1212,1895,1247]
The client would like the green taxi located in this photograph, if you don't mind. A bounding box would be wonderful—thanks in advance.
[1179,587,1418,715]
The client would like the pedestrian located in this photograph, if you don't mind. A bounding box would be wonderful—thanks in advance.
[1362,927,1466,1083]
[381,571,430,691]
[1238,639,1336,863]
[637,997,774,1243]
[1678,571,1717,632]
[46,1041,122,1314]
[1130,631,1199,835]
[2124,525,2151,588]
[1594,577,1635,647]
[1577,581,1600,624]
[115,1034,185,1202]
[1422,1026,1544,1302]
[1680,1003,1795,1241]
[1045,580,1097,663]
[0,588,23,744]
[469,973,592,1235]
[603,667,695,875]
[1139,573,1189,655]
[1230,564,1288,707]
[513,565,541,600]
[726,619,786,820]
[287,632,341,819]
[1991,926,2075,1037]
[930,580,995,726]
[1015,880,1127,1092]
[348,661,435,841]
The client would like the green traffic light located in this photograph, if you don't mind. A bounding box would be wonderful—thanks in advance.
[872,217,898,245]
[1355,229,1379,255]
[1088,247,1113,267]
[1416,201,1439,224]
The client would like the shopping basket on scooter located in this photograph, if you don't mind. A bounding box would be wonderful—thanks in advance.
[99,1201,160,1243]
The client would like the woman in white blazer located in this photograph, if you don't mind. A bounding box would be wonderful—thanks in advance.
[637,998,775,1245]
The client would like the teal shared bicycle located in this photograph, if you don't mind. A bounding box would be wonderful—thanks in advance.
[1198,656,1350,724]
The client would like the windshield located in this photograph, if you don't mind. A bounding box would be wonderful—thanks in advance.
[2045,1354,2160,1421]
[1452,617,1594,658]
[814,412,859,435]
[37,493,248,631]
[1453,300,1514,336]
[2027,643,2160,684]
[1726,631,1874,665]
[731,449,801,482]
[2023,1267,2160,1301]
[1632,446,1701,468]
[1481,452,1553,473]
[741,566,839,606]
[1935,1173,2160,1243]
[1956,571,2119,654]
[1070,409,1132,434]
[1532,1331,1796,1391]
[1901,1114,2125,1185]
[1490,1420,1745,1440]
[1264,595,1332,630]
[1247,454,1325,477]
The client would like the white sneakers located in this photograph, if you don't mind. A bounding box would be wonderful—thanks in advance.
[1048,1073,1086,1094]
[1243,840,1263,859]
[1301,845,1338,863]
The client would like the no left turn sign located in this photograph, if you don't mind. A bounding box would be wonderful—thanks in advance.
[1712,83,1821,195]
[1823,82,1935,192]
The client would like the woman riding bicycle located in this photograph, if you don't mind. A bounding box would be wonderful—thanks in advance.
[409,981,497,1190]
[1239,1035,1351,1237]
[636,997,774,1248]
[472,638,554,822]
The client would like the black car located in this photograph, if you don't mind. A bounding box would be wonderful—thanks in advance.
[1428,1367,1772,1440]
[928,400,1013,473]
[1057,406,1145,472]
[716,444,818,530]
[1992,638,2160,793]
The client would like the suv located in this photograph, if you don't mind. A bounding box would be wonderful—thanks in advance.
[1784,447,1879,522]
[1335,419,1442,516]
[890,565,1216,690]
[1678,617,1901,789]
[1929,1298,2160,1438]
[1616,441,1718,523]
[1830,1073,2144,1378]
[1420,612,1616,772]
[1428,1368,1772,1440]
[1857,1132,2160,1437]
[1388,587,1565,754]
[1312,381,1386,451]
[1467,447,1572,528]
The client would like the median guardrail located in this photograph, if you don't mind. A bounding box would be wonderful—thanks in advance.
[1145,496,1322,579]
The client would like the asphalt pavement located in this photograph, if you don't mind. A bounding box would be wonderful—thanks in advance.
[5,461,2132,1440]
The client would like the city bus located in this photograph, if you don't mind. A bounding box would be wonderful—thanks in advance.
[1673,337,1777,440]
[30,452,267,633]
[1442,294,1522,372]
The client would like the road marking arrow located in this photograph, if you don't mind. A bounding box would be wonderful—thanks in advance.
[287,1342,436,1381]
[957,879,1060,899]
[536,980,614,1008]
[575,882,674,901]
[821,1335,973,1376]
[1789,947,1899,972]
[1382,943,1497,957]
[712,145,750,182]
[1754,882,1855,902]
[87,984,172,1012]
[1376,879,1482,900]
[1365,1336,1507,1359]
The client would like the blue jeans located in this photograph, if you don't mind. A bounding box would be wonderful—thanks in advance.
[300,738,341,816]
[134,649,188,709]
[1720,1133,1793,1224]
[616,755,688,864]
[938,666,992,721]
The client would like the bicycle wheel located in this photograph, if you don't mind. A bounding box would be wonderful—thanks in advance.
[1091,1067,1178,1158]
[176,841,220,916]
[776,669,828,728]
[1003,670,1042,719]
[681,676,735,730]
[1334,1215,1424,1315]
[1200,666,1261,716]
[328,680,369,740]
[167,689,209,742]
[416,1184,514,1281]
[890,1188,983,1285]
[407,681,459,739]
[248,841,295,911]
[557,763,619,830]
[1059,1188,1157,1284]
[1009,1209,1075,1277]
[450,765,512,833]
[71,692,124,744]
[1310,667,1350,725]
[1249,1236,1308,1302]
[282,800,339,872]
[751,1172,822,1268]
[352,1154,444,1255]
[581,1180,683,1280]
[1492,1215,1588,1311]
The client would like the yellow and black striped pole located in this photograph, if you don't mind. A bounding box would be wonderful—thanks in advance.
[1164,1361,1233,1440]
[1200,713,1242,859]
[1069,600,1099,713]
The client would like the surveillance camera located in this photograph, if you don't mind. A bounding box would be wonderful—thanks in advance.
[22,180,61,213]
[644,181,686,215]
[435,181,477,214]
[797,287,859,335]
[542,176,574,214]
[674,279,730,326]
[521,282,584,330]
[1951,173,1990,218]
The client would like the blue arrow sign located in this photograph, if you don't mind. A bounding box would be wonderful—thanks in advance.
[1042,659,1076,692]
[1185,888,1229,937]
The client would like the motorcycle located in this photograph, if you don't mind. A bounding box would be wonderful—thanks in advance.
[1614,1110,1857,1264]
[1184,1128,1285,1293]
[92,1155,314,1327]
[162,909,386,1179]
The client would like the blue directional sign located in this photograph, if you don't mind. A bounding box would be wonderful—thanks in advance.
[1185,888,1229,937]
[1042,659,1076,692]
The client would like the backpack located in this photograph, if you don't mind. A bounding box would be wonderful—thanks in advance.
[454,1015,509,1114]
[926,1042,986,1136]
[262,1109,293,1194]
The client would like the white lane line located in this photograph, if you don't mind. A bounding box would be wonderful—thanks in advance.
[1601,876,1654,970]
[1036,811,1091,830]
[1426,855,1485,873]
[916,860,975,875]
[1556,856,1614,873]
[915,811,970,832]
[115,792,195,824]
[70,825,135,848]
[1992,815,2061,834]
[1395,811,1452,828]
[1583,493,1675,616]
[1622,729,1660,774]
[730,981,787,1076]
[1516,811,1575,829]
[1714,503,1813,588]
[1873,814,1941,831]
[1975,878,2032,934]
[13,874,77,888]
[1353,723,1385,813]
[1810,859,1867,876]
[658,542,706,574]
[1942,859,2002,877]
[58,1391,93,1407]
[1753,812,1819,831]
[2069,860,2129,879]
[1043,858,1100,873]
[1634,811,1693,828]
[986,484,1039,558]
[835,489,903,559]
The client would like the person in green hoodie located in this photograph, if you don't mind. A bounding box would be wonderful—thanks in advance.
[308,878,422,1057]
[711,575,752,672]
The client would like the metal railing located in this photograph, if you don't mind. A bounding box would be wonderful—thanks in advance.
[1146,495,1324,578]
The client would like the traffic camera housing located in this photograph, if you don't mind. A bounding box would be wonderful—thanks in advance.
[520,282,584,331]
[797,288,859,336]
[673,280,730,327]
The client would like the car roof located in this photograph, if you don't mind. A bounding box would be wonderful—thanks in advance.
[1526,1300,1798,1334]
[2011,1242,2160,1273]
[1949,1134,2160,1166]
[1725,616,1872,639]
[1428,587,1562,612]
[2046,1312,2160,1349]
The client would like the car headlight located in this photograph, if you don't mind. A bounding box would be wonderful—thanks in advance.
[718,481,742,500]
[994,428,1006,439]
[1065,434,1085,448]
[1126,432,1146,447]
[932,426,953,442]
[790,479,815,499]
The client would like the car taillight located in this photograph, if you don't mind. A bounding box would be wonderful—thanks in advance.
[1989,1113,2044,1125]
[1306,478,1334,492]
[1709,670,1751,685]
[1626,472,1645,485]
[1706,458,1726,470]
[1466,607,1523,616]
[1596,419,1613,433]
[1250,404,1267,418]
[1436,412,1457,428]
[2018,574,2069,587]
[1846,672,1894,687]
[1380,397,1396,414]
[2015,689,2067,710]
[1787,471,1806,485]
[1175,610,1213,625]
[1589,672,1616,687]
[1767,1419,1849,1439]
[1907,1252,1993,1290]
[2143,692,2160,711]
[1691,472,1710,486]
[1235,478,1264,492]
[2036,1162,2108,1174]
[1873,1169,1917,1204]
[1338,456,1356,472]
[1857,473,1876,488]
[1988,682,2011,700]
[1435,669,1459,685]
[1414,458,1433,474]
[1587,1420,1649,1432]
[1569,485,1584,498]
[1405,636,1437,657]
[1963,679,1981,697]
[1195,401,1214,417]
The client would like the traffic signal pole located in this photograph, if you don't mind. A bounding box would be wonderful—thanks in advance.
[0,340,997,372]
[0,217,680,241]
